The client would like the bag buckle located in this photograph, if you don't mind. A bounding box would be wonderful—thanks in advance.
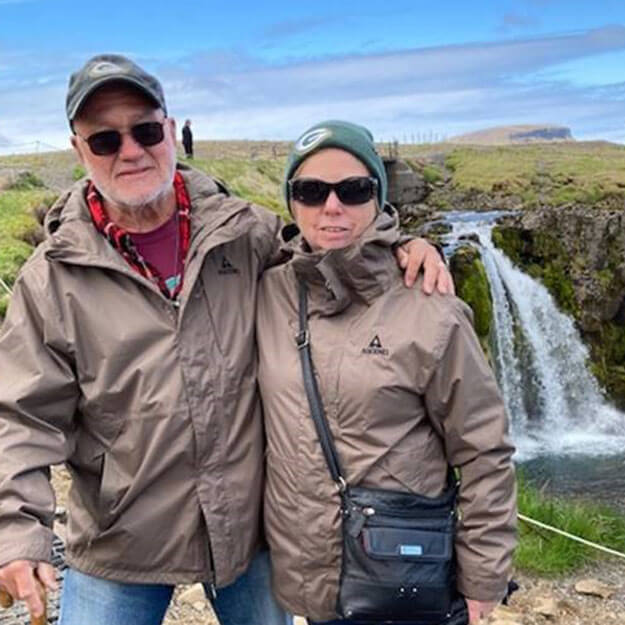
[295,330,310,350]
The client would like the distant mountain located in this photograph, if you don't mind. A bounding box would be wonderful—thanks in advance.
[0,134,11,147]
[451,125,573,145]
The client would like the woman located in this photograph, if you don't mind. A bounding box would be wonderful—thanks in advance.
[257,121,516,625]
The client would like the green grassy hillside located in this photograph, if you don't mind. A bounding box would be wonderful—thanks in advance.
[442,141,625,207]
[0,172,55,316]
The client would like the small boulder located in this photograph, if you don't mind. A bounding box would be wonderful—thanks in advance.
[488,604,523,625]
[533,595,558,618]
[574,578,617,599]
[178,583,207,606]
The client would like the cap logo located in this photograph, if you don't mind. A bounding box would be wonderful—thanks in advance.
[295,128,331,153]
[89,61,123,77]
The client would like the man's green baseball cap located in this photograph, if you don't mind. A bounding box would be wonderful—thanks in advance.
[284,120,388,211]
[66,54,167,125]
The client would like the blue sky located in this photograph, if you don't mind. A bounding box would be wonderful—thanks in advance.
[1,0,624,149]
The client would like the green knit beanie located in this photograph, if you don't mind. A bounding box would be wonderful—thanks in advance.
[284,120,388,212]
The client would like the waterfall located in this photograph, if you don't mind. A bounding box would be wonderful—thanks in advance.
[445,212,625,461]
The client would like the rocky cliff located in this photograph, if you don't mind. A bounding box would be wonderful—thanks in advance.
[451,124,574,145]
[493,207,625,407]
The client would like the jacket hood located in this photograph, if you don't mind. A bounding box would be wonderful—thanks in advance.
[281,204,401,315]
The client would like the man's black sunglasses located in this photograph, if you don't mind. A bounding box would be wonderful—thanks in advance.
[288,176,378,206]
[76,120,166,156]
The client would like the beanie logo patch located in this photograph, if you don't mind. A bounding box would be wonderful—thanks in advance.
[295,128,331,153]
[90,62,123,77]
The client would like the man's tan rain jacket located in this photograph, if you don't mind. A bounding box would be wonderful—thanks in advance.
[0,167,280,585]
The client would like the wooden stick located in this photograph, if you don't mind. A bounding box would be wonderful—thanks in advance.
[0,583,47,624]
[29,580,47,625]
[0,589,14,608]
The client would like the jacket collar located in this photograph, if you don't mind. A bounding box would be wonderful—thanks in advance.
[42,164,257,312]
[43,164,249,270]
[283,205,401,316]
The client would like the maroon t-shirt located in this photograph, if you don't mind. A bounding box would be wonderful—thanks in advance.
[129,212,182,296]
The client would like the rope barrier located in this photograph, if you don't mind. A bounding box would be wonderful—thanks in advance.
[518,512,625,560]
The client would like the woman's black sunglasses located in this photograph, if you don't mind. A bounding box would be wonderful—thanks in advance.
[288,176,378,206]
[77,120,166,156]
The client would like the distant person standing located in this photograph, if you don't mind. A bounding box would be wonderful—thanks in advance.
[182,119,193,158]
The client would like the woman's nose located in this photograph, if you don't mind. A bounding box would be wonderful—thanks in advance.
[322,189,343,213]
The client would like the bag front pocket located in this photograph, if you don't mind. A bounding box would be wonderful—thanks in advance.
[361,526,453,562]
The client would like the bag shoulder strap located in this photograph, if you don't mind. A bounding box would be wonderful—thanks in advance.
[295,280,458,497]
[295,280,347,491]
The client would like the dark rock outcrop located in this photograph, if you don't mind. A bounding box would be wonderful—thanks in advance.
[509,127,572,142]
[384,158,428,206]
[449,244,493,356]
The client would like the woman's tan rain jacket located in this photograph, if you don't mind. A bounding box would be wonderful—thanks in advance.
[0,167,281,585]
[257,209,517,621]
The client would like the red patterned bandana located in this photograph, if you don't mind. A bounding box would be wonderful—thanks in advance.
[86,171,191,302]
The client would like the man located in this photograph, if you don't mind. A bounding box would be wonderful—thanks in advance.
[0,54,452,625]
[182,119,193,158]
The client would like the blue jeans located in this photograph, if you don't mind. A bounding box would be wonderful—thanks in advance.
[58,549,291,625]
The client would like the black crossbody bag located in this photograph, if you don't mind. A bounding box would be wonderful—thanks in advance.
[295,281,468,624]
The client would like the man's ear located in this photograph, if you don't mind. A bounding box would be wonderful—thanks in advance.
[167,117,177,143]
[70,134,87,166]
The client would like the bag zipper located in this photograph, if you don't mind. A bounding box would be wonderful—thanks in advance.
[347,502,454,536]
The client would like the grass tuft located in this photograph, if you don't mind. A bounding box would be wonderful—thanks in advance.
[515,474,625,575]
[0,294,8,318]
[7,171,45,191]
[189,157,289,221]
[72,164,87,181]
[0,188,52,316]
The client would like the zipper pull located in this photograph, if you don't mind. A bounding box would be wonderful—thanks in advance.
[347,505,375,537]
[208,581,217,600]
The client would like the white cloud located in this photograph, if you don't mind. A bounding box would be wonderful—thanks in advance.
[1,26,625,147]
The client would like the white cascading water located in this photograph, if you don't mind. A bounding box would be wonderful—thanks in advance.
[445,212,625,460]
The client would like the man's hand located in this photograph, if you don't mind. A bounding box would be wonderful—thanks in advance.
[395,238,455,294]
[466,598,497,624]
[0,560,56,621]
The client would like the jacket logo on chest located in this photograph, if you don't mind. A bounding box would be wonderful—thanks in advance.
[218,256,239,274]
[362,334,389,356]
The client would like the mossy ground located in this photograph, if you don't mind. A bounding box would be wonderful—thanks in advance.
[0,189,52,294]
[589,322,625,406]
[449,245,493,352]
